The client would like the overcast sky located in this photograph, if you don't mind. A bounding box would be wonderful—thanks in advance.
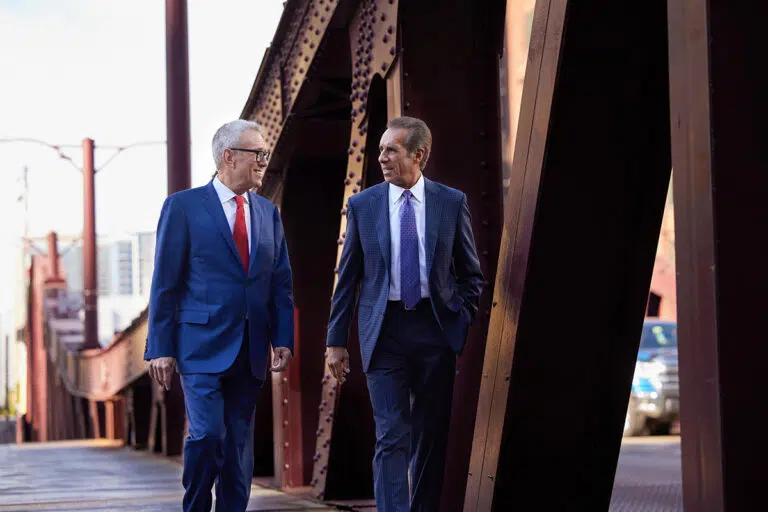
[0,0,284,319]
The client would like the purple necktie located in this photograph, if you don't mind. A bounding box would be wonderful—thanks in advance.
[400,190,420,309]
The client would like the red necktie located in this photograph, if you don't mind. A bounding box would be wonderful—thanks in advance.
[233,196,249,272]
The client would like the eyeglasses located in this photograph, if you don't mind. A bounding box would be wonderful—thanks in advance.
[229,147,270,161]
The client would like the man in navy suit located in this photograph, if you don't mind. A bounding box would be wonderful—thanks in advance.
[326,116,484,511]
[145,120,294,512]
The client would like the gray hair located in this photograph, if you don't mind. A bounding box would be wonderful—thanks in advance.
[387,116,432,170]
[212,120,263,168]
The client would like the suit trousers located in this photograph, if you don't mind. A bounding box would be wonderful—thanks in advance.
[365,300,457,512]
[180,327,263,512]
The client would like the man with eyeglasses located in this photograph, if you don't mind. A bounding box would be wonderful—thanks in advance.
[145,119,294,511]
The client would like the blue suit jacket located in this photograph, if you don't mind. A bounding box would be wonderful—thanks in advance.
[144,181,294,380]
[326,178,484,372]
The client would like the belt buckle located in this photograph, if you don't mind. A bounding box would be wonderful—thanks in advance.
[403,301,416,311]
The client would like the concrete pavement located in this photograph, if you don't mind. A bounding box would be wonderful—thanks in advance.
[0,437,682,511]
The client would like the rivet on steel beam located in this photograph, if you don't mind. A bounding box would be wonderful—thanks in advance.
[283,420,289,427]
[405,102,410,110]
[382,63,387,71]
[390,48,396,56]
[284,441,290,448]
[356,179,362,186]
[337,238,343,245]
[283,398,289,405]
[388,26,394,34]
[381,13,386,21]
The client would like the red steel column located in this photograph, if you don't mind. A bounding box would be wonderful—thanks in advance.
[158,0,191,457]
[82,138,99,350]
[166,0,191,194]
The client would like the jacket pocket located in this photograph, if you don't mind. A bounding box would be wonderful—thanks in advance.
[177,310,209,325]
[445,291,465,313]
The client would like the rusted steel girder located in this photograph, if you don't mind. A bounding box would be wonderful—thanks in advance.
[241,0,346,487]
[466,0,672,509]
[668,0,768,509]
[311,0,402,501]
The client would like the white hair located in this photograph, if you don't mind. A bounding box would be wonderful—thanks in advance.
[212,120,263,168]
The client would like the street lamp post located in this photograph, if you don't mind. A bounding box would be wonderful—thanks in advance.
[82,138,98,350]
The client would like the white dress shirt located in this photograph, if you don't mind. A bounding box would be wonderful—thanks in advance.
[388,174,429,301]
[212,176,251,247]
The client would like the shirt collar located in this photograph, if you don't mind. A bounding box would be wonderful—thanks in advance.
[213,175,249,205]
[388,173,425,207]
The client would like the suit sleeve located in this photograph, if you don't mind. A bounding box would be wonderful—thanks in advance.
[270,205,295,354]
[453,193,485,320]
[145,195,189,360]
[326,200,363,347]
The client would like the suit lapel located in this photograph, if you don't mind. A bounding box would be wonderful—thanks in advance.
[373,184,391,271]
[201,181,241,266]
[247,191,262,275]
[425,178,443,276]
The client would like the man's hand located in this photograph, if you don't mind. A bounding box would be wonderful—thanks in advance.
[271,347,293,372]
[327,346,351,384]
[147,357,176,391]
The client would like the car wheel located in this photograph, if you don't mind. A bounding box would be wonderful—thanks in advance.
[623,397,646,437]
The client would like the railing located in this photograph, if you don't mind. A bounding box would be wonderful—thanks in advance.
[43,308,149,401]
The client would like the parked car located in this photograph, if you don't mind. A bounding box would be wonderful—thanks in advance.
[624,319,679,436]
